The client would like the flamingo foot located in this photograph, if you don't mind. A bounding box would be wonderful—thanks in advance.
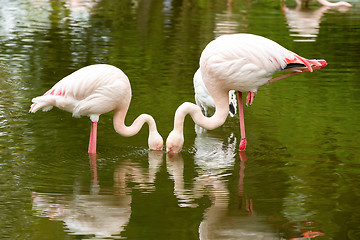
[239,138,247,151]
[246,92,255,106]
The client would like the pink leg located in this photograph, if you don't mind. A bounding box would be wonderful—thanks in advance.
[237,91,247,151]
[246,92,255,106]
[88,122,97,153]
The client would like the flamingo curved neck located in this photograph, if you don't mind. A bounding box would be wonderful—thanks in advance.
[173,101,229,134]
[113,110,158,137]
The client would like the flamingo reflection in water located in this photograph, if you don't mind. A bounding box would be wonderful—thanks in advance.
[167,132,327,239]
[284,221,324,240]
[32,145,325,239]
[193,135,276,239]
[166,133,237,208]
[166,132,280,239]
[32,152,163,239]
[282,0,352,42]
[31,0,99,12]
[294,0,351,7]
[189,136,324,240]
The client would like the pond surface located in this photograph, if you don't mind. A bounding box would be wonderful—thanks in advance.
[0,0,360,239]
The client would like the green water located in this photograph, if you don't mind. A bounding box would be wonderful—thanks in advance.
[1,0,360,239]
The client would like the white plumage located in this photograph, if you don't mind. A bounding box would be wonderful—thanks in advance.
[30,64,163,153]
[166,33,327,153]
[200,34,300,93]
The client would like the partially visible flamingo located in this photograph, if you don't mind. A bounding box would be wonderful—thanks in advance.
[193,68,237,117]
[30,64,163,153]
[296,0,352,7]
[166,33,327,153]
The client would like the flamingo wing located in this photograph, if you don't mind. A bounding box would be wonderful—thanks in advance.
[200,33,325,93]
[30,64,131,121]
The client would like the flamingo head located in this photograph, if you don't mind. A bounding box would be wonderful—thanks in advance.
[166,129,184,153]
[285,56,327,73]
[148,131,164,151]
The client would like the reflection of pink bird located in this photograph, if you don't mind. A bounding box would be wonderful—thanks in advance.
[297,0,352,7]
[30,64,163,153]
[166,34,327,153]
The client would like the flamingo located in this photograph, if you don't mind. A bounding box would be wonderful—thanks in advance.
[166,33,327,153]
[193,68,237,118]
[29,64,163,153]
[296,0,352,7]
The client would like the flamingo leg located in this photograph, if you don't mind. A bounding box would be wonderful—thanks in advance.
[237,91,247,151]
[246,92,255,106]
[88,122,97,153]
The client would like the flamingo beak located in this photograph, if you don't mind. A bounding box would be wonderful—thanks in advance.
[269,58,327,84]
[284,56,327,73]
[307,59,327,71]
[316,59,327,70]
[166,146,173,153]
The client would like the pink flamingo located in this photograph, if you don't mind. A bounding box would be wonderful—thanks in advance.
[166,33,327,153]
[30,64,163,153]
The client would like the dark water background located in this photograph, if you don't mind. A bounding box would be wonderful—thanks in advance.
[0,0,360,239]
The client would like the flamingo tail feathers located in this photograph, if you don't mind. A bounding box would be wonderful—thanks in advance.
[29,88,69,113]
[29,95,75,114]
[29,100,53,113]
